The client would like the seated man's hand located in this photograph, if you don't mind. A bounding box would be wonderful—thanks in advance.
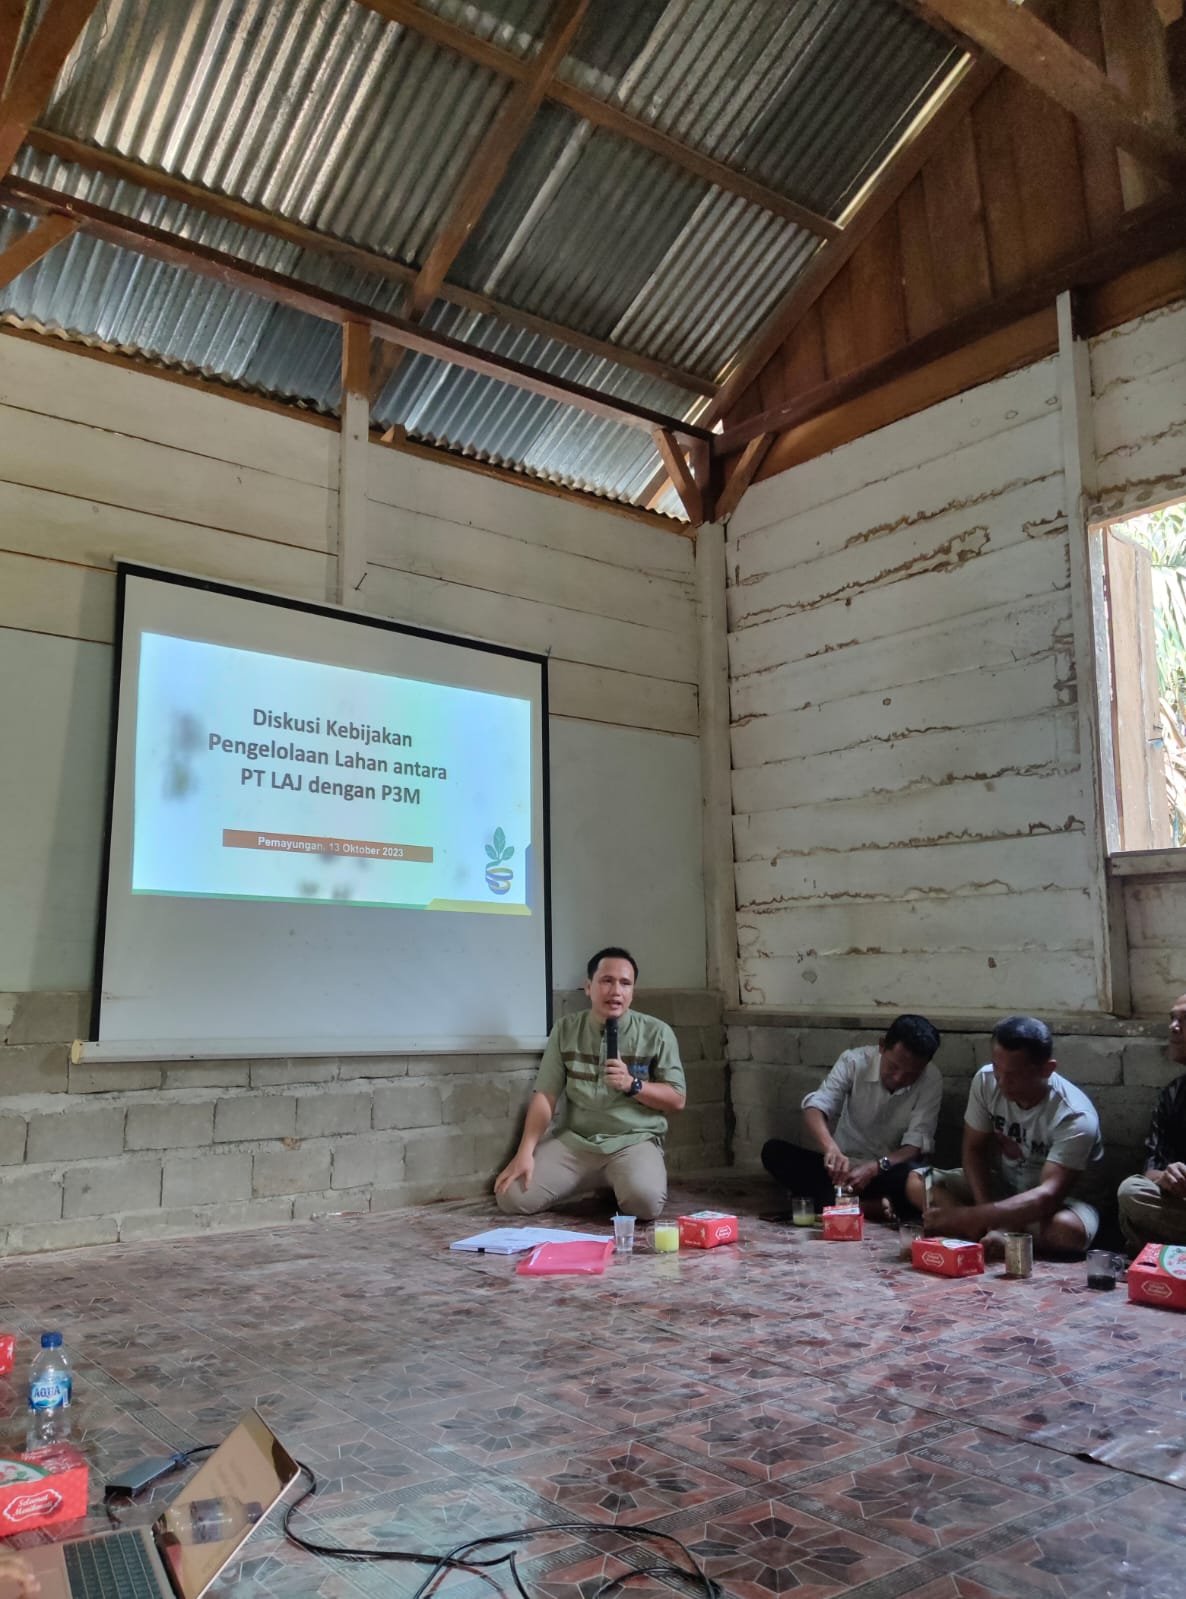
[822,1146,851,1182]
[603,1056,633,1093]
[0,1552,39,1597]
[848,1160,880,1194]
[494,1150,534,1196]
[1157,1162,1186,1198]
[924,1198,988,1240]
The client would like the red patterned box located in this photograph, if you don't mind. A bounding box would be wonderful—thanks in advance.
[911,1236,984,1277]
[1127,1243,1186,1311]
[0,1445,89,1537]
[821,1206,863,1241]
[677,1211,738,1249]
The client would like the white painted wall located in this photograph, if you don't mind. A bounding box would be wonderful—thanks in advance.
[726,295,1186,1020]
[727,356,1095,1015]
[1092,299,1186,1018]
[0,336,705,998]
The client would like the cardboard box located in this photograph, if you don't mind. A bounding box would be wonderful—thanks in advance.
[821,1206,863,1241]
[911,1236,984,1277]
[1127,1243,1186,1311]
[0,1445,89,1537]
[677,1211,738,1249]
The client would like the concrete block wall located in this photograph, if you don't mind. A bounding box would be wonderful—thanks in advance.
[0,989,725,1256]
[728,1019,1171,1206]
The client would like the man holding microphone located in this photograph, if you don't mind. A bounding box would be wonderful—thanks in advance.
[494,947,685,1221]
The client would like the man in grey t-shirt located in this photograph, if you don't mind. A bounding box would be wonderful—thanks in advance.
[905,1014,1103,1257]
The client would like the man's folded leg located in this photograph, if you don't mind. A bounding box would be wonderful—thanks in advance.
[761,1138,832,1208]
[1118,1173,1186,1251]
[605,1138,667,1221]
[496,1137,601,1216]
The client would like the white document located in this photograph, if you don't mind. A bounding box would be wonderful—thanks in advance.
[449,1226,609,1254]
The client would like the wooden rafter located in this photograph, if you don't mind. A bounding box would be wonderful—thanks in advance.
[715,433,773,522]
[653,429,702,525]
[715,188,1186,458]
[0,0,95,173]
[0,211,75,286]
[412,0,587,316]
[637,52,999,514]
[920,0,1186,184]
[0,174,713,444]
[23,128,714,398]
[372,0,589,399]
[0,0,23,100]
[354,0,841,239]
[703,53,1001,430]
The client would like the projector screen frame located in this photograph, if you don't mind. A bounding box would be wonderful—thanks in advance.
[88,561,553,1056]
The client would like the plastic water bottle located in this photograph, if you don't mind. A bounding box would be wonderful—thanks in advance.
[164,1496,264,1545]
[26,1330,73,1446]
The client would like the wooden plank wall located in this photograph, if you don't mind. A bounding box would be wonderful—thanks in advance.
[1093,296,1186,1014]
[0,334,703,992]
[725,0,1186,485]
[727,357,1101,1015]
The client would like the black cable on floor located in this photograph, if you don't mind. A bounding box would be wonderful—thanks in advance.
[283,1461,725,1599]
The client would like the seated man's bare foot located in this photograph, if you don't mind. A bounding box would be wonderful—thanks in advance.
[980,1229,1008,1262]
[860,1196,897,1224]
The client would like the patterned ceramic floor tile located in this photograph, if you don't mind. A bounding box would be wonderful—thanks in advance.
[0,1183,1177,1598]
[791,1451,1052,1554]
[486,1437,740,1526]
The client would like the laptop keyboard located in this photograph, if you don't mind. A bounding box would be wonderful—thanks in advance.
[65,1530,164,1599]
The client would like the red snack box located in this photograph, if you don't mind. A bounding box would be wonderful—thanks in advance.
[911,1236,984,1277]
[1127,1243,1186,1311]
[678,1211,738,1249]
[821,1206,863,1241]
[0,1445,89,1537]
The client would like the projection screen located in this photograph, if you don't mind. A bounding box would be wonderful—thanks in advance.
[92,566,551,1055]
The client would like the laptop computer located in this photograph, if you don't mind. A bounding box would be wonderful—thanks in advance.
[15,1410,299,1599]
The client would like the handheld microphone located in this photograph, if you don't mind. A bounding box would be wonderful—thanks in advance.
[605,1017,618,1060]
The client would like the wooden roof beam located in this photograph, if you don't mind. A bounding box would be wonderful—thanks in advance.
[714,432,773,522]
[372,0,589,400]
[410,0,587,317]
[715,189,1186,457]
[0,210,75,286]
[353,0,841,239]
[0,0,23,100]
[703,53,1001,429]
[653,429,703,525]
[24,127,714,398]
[0,174,713,444]
[920,0,1186,184]
[0,0,96,174]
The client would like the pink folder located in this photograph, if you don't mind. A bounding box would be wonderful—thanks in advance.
[515,1239,614,1276]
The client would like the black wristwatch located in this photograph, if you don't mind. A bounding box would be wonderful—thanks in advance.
[625,1077,643,1097]
[878,1156,892,1173]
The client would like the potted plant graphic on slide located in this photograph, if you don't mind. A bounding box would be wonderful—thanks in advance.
[484,827,515,895]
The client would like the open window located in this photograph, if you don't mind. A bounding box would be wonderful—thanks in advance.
[1097,499,1186,853]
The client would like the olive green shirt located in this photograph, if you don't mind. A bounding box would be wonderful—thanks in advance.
[533,1009,685,1155]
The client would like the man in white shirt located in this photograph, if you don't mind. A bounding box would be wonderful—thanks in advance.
[761,1014,942,1219]
[905,1014,1103,1257]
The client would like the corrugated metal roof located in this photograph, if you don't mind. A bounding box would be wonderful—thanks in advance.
[553,0,958,219]
[1,0,965,516]
[46,0,513,265]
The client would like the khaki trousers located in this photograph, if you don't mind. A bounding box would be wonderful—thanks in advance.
[1118,1173,1186,1252]
[496,1136,667,1221]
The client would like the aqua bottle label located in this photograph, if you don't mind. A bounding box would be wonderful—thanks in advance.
[28,1376,71,1411]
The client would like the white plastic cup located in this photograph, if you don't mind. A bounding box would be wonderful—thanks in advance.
[612,1214,636,1253]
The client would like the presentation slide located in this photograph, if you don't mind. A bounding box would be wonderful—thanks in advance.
[133,633,533,914]
[93,566,550,1053]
